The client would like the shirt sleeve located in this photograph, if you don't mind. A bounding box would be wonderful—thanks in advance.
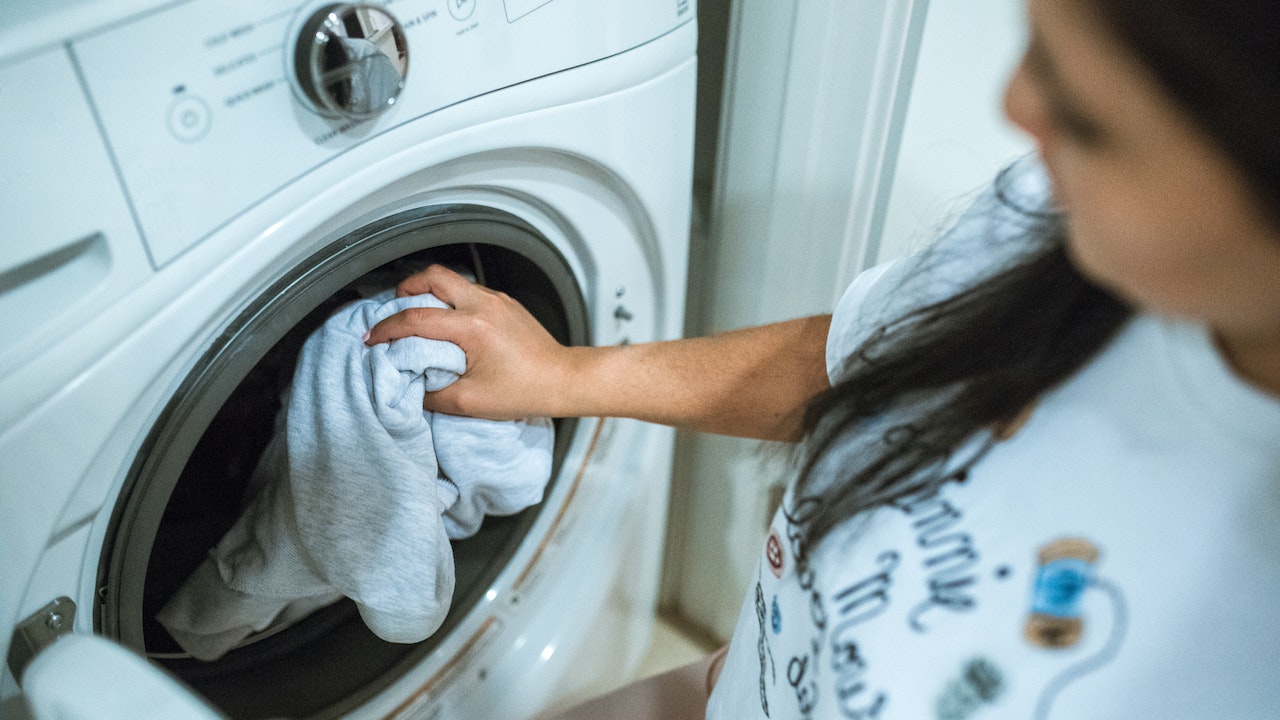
[824,154,1054,386]
[825,259,901,384]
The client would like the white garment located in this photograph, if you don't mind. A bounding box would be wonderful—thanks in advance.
[707,175,1280,719]
[22,635,223,720]
[157,290,554,661]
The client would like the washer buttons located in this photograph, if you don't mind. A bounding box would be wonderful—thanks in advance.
[448,0,476,21]
[167,96,211,142]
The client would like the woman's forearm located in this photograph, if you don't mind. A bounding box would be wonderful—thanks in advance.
[556,316,832,440]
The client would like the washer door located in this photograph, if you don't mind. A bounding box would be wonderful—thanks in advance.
[97,205,587,719]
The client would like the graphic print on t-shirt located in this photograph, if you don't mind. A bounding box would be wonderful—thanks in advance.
[748,485,1131,720]
[935,657,1006,720]
[767,529,787,579]
[753,575,778,716]
[1024,537,1100,649]
[1022,537,1129,720]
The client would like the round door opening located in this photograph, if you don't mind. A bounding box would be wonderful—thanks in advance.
[98,207,587,719]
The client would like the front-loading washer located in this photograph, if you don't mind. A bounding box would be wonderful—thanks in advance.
[0,1,696,717]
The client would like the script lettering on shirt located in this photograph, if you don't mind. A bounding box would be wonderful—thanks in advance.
[787,639,822,716]
[783,496,828,719]
[892,478,980,631]
[783,493,905,719]
[784,498,829,638]
[833,551,898,625]
[828,551,897,719]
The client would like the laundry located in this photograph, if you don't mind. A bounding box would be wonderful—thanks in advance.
[156,289,554,661]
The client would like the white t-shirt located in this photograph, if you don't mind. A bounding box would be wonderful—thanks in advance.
[706,186,1280,719]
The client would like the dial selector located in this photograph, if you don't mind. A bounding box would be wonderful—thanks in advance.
[293,3,408,120]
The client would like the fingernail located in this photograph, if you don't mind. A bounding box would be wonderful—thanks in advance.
[361,330,371,343]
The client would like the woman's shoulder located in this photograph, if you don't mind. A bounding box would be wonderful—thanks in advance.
[827,156,1056,379]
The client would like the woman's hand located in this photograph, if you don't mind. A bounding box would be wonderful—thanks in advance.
[366,264,833,440]
[365,264,576,419]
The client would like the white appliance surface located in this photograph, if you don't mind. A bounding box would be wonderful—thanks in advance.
[0,0,696,717]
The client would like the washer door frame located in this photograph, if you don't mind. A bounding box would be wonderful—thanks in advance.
[97,203,588,719]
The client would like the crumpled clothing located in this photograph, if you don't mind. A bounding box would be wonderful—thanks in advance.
[157,289,553,661]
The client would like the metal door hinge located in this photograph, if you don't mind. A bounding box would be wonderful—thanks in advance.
[7,597,75,682]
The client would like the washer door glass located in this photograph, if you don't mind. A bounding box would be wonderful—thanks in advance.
[98,205,587,719]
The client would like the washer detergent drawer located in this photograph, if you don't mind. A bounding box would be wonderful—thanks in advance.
[0,49,149,374]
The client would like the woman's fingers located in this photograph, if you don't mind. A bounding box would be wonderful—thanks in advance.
[364,306,463,347]
[420,382,469,416]
[394,263,480,303]
[362,264,574,419]
[369,264,494,345]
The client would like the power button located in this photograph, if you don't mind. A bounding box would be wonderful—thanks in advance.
[449,0,477,21]
[167,96,211,142]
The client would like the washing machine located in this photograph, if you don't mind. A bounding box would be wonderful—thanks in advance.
[0,0,695,717]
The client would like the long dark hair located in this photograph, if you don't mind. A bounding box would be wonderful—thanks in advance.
[792,0,1280,550]
[793,170,1130,546]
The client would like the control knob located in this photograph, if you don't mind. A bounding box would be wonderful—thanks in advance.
[293,3,408,120]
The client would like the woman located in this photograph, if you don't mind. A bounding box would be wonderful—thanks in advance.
[367,0,1280,716]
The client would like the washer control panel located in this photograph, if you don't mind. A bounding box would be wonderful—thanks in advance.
[66,0,690,266]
